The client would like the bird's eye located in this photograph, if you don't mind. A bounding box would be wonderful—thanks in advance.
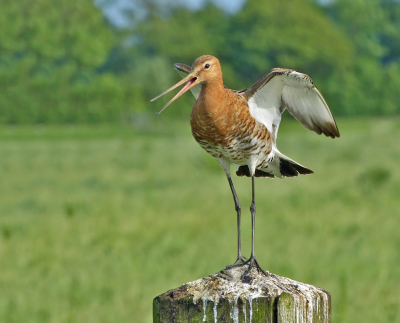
[205,63,210,69]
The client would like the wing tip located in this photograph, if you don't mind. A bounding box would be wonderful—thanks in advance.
[313,122,340,139]
[324,122,340,139]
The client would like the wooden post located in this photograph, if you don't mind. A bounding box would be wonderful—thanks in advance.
[153,266,331,323]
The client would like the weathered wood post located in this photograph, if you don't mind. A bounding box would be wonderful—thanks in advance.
[153,266,331,323]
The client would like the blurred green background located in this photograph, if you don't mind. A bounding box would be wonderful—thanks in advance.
[0,0,400,322]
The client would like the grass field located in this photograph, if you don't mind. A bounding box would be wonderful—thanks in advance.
[0,116,399,322]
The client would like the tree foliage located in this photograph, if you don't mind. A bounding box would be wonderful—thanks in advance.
[0,0,138,123]
[321,0,400,115]
[0,0,399,124]
[133,0,400,118]
[0,0,113,66]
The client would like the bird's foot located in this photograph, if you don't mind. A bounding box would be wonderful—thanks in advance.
[225,254,248,269]
[241,255,269,279]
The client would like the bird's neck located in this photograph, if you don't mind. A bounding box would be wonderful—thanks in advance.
[197,78,226,112]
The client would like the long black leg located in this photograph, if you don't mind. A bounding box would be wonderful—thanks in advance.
[250,174,256,258]
[226,176,247,268]
[241,175,268,277]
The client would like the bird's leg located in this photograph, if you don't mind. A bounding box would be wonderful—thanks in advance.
[241,175,269,278]
[225,176,247,268]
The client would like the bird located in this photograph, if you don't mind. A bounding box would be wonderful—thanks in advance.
[151,55,339,277]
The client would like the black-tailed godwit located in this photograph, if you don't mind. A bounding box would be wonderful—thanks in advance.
[151,55,339,276]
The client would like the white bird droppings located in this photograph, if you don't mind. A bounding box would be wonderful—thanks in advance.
[182,265,330,323]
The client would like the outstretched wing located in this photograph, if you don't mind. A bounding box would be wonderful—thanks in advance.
[174,63,201,99]
[245,68,340,143]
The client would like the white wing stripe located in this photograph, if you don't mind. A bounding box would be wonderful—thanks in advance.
[247,69,339,139]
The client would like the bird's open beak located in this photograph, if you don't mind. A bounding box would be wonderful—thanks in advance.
[150,74,198,116]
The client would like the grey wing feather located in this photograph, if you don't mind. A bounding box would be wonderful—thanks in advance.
[245,68,340,142]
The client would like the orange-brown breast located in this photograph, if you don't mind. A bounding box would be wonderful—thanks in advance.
[190,84,271,163]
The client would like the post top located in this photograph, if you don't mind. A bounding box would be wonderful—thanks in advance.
[154,266,331,323]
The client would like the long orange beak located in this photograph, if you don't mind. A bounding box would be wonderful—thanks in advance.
[150,74,198,116]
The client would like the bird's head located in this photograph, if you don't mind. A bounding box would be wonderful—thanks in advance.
[150,55,221,115]
[190,55,222,85]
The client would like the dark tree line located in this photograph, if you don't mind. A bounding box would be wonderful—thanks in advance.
[0,0,399,124]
